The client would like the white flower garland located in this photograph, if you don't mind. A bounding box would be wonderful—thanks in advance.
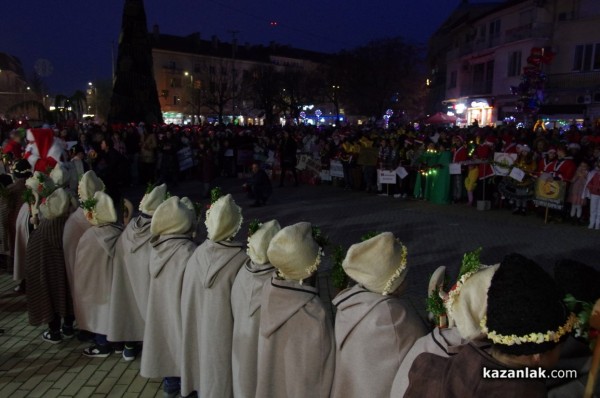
[480,313,578,346]
[443,266,483,320]
[382,243,408,296]
[277,247,323,285]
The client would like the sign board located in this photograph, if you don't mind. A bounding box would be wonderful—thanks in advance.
[330,160,344,178]
[320,170,332,181]
[177,147,194,171]
[378,169,397,184]
[509,167,525,182]
[449,163,462,175]
[493,152,517,176]
[395,166,409,180]
[532,178,566,210]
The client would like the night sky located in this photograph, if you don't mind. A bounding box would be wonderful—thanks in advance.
[1,0,499,95]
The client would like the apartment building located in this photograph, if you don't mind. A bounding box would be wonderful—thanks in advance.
[430,0,600,127]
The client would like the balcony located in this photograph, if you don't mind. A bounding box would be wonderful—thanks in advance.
[545,71,600,90]
[504,23,552,44]
[460,82,493,97]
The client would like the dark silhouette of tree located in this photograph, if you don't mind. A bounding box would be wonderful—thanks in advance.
[241,65,279,126]
[108,0,162,125]
[339,37,425,120]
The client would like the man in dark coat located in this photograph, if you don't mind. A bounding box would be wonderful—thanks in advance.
[278,131,298,187]
[248,162,272,207]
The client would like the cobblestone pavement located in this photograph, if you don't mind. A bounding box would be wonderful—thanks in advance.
[1,177,598,397]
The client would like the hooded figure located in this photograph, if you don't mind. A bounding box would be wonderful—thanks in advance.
[140,196,197,398]
[13,172,55,283]
[62,171,104,318]
[107,184,168,350]
[255,222,335,398]
[180,194,247,397]
[2,159,30,264]
[73,191,123,356]
[331,232,426,398]
[405,253,576,398]
[231,220,280,398]
[390,262,500,397]
[25,188,74,342]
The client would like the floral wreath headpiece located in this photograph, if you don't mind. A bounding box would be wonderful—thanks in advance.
[277,225,329,285]
[480,312,578,346]
[443,247,482,318]
[381,241,408,296]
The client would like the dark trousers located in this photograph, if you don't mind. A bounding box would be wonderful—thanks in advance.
[48,314,74,333]
[279,162,298,186]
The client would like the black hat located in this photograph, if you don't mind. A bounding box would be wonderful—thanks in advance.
[484,253,575,356]
[13,159,32,179]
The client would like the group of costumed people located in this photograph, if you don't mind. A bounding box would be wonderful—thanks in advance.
[0,161,598,397]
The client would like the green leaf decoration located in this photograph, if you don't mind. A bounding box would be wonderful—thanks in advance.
[458,247,482,279]
[210,187,223,204]
[23,188,35,205]
[360,231,380,241]
[81,198,98,212]
[248,219,262,237]
[145,182,156,194]
[331,244,348,290]
[563,294,594,348]
[311,225,330,248]
[426,287,446,321]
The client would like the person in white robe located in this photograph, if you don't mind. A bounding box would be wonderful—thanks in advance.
[107,184,168,360]
[62,170,105,329]
[139,196,197,398]
[390,262,500,397]
[180,193,247,398]
[231,219,280,398]
[255,222,335,398]
[74,191,123,357]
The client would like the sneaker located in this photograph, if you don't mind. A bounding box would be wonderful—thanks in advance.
[42,330,62,344]
[83,344,112,358]
[112,342,125,354]
[62,326,75,339]
[122,345,138,362]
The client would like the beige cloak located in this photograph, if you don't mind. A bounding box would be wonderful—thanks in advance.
[73,223,122,334]
[107,215,153,342]
[255,277,335,398]
[330,284,426,398]
[62,208,91,291]
[140,235,197,379]
[230,259,275,398]
[180,239,247,397]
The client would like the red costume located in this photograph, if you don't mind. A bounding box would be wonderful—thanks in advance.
[23,129,64,173]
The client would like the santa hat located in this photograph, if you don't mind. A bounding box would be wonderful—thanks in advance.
[343,232,408,295]
[25,128,57,172]
[205,194,243,242]
[267,222,321,282]
[483,253,576,355]
[50,163,70,187]
[39,188,70,220]
[151,196,194,236]
[484,135,497,146]
[139,184,168,216]
[86,191,117,226]
[78,171,105,202]
[248,220,281,265]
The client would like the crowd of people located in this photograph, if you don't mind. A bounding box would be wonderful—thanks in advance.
[0,121,598,397]
[4,119,600,226]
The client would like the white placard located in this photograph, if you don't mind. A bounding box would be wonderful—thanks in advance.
[378,169,397,184]
[296,155,308,170]
[320,170,332,181]
[509,167,525,182]
[449,163,462,175]
[492,152,517,176]
[395,166,409,180]
[330,160,344,178]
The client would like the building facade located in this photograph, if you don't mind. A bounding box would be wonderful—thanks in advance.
[0,53,35,118]
[431,0,600,127]
[150,27,326,125]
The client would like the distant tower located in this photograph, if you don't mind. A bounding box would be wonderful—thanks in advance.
[108,0,163,125]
